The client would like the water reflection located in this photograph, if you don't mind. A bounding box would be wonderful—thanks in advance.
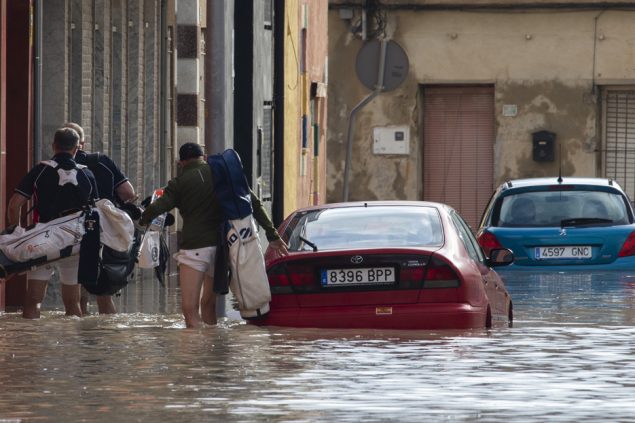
[1,270,635,421]
[501,270,635,325]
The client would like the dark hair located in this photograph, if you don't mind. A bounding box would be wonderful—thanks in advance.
[179,142,204,161]
[53,127,80,152]
[63,122,84,142]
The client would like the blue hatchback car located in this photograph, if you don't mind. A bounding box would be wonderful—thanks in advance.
[476,177,635,271]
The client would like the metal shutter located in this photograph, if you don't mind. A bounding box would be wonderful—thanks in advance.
[603,89,635,200]
[423,86,494,229]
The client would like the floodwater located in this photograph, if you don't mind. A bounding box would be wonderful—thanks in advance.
[2,270,635,422]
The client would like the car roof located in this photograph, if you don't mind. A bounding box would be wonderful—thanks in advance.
[497,177,624,192]
[287,200,452,215]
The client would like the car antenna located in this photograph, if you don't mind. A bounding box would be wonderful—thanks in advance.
[557,143,563,184]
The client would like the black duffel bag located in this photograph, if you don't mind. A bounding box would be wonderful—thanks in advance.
[83,229,141,296]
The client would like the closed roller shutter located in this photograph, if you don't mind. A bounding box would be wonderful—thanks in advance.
[423,86,494,229]
[603,89,635,200]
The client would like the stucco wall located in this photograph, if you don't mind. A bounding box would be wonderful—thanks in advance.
[283,1,301,217]
[327,6,635,202]
[284,0,329,216]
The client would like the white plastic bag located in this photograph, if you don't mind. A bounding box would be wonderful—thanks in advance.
[94,199,134,252]
[137,230,160,269]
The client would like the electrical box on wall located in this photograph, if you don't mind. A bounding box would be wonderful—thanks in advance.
[373,126,410,155]
[532,130,556,162]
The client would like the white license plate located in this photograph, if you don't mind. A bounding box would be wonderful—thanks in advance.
[535,246,592,259]
[321,267,396,286]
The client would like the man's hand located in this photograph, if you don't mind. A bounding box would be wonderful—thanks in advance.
[268,238,289,258]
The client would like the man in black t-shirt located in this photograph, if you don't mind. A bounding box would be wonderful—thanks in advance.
[7,127,99,318]
[64,122,137,315]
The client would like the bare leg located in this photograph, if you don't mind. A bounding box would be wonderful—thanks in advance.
[179,264,205,328]
[80,286,90,315]
[200,273,217,325]
[23,279,48,319]
[61,284,82,317]
[96,295,116,314]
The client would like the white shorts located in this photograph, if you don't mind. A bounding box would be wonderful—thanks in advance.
[173,246,216,276]
[27,255,80,286]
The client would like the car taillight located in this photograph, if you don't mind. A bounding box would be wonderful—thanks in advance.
[477,231,503,256]
[399,267,426,289]
[423,256,460,288]
[400,267,425,281]
[268,264,290,286]
[618,231,635,257]
[268,263,316,287]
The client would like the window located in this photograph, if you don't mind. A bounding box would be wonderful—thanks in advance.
[287,206,444,251]
[451,212,485,263]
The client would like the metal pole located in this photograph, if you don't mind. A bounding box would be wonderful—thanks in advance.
[34,0,42,163]
[342,39,387,201]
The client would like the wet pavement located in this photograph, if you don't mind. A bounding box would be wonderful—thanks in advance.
[1,269,635,421]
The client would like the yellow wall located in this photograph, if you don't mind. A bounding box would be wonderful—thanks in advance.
[283,1,301,219]
[283,0,329,218]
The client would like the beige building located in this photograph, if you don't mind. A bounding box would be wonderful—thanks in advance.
[328,0,635,228]
[283,0,329,217]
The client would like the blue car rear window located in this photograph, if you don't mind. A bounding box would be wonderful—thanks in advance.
[288,206,444,251]
[498,190,630,227]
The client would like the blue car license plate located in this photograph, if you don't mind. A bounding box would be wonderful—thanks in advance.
[535,246,592,259]
[321,267,395,286]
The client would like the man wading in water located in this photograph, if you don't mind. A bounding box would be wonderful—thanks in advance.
[140,143,287,328]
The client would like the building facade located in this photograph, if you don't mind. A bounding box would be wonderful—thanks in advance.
[281,0,329,218]
[328,0,635,228]
[0,0,330,311]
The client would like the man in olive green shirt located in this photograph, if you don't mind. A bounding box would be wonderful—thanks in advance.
[140,143,287,328]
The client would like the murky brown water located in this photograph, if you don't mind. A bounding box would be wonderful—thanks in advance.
[2,270,635,422]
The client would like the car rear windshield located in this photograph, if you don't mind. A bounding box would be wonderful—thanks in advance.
[496,190,630,227]
[287,206,444,251]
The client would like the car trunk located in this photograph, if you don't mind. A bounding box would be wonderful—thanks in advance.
[491,226,633,266]
[267,250,453,307]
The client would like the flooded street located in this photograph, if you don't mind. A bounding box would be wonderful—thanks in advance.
[2,271,635,422]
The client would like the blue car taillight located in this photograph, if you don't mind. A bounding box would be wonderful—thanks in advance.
[423,256,460,288]
[477,231,503,257]
[618,231,635,257]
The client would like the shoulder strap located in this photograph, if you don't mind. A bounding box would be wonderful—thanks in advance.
[41,158,86,170]
[40,159,59,168]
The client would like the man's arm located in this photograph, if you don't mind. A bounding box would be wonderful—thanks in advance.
[115,181,137,203]
[249,190,288,257]
[7,193,29,227]
[99,154,136,203]
[139,180,178,226]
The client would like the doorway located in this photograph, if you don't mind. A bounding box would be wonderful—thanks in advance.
[422,85,495,229]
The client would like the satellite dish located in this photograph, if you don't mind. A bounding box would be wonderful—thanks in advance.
[355,40,409,92]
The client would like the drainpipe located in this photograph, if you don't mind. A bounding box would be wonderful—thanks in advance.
[272,0,285,225]
[34,0,42,162]
[342,39,386,202]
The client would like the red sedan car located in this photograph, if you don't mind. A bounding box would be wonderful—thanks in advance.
[253,201,513,330]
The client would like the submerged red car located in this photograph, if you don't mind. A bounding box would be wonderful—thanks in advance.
[254,201,514,330]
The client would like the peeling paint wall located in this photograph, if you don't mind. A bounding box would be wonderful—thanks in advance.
[327,5,635,202]
[495,81,598,182]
